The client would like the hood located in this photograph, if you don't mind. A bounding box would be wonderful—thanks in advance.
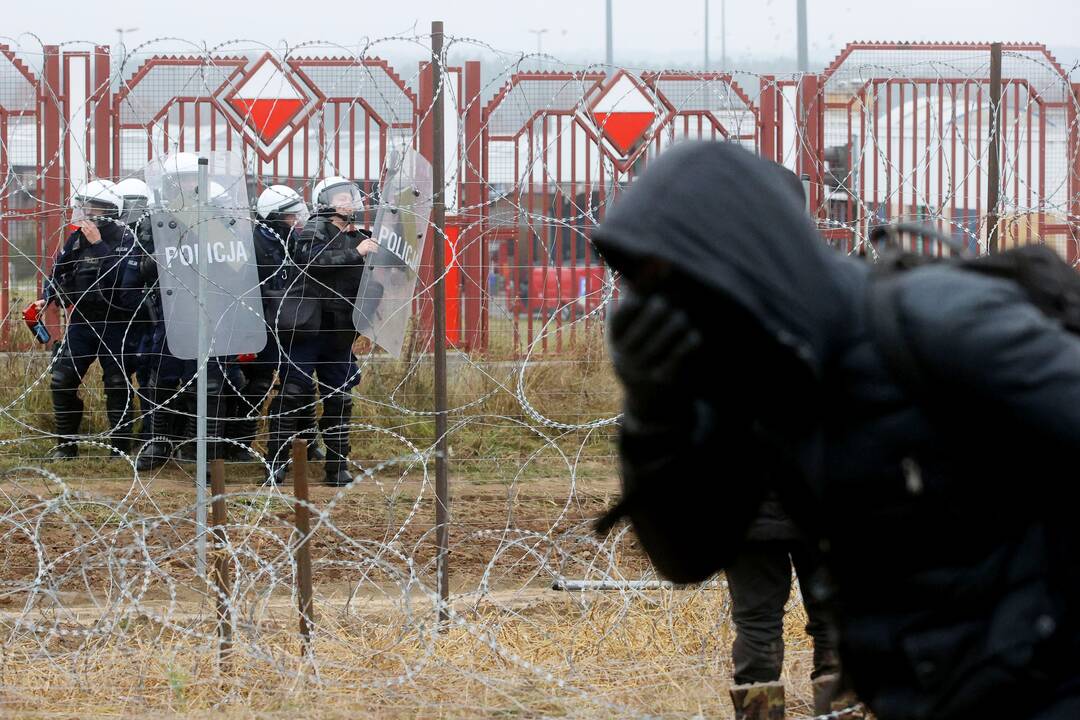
[592,140,857,378]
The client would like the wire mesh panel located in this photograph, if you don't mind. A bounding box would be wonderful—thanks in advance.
[481,69,764,356]
[0,45,41,346]
[113,52,417,204]
[0,33,1077,719]
[813,43,1078,257]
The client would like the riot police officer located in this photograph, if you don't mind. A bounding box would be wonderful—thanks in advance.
[115,177,155,445]
[265,176,377,486]
[136,153,228,470]
[38,179,144,459]
[227,184,323,466]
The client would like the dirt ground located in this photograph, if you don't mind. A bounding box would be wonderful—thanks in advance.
[0,454,823,719]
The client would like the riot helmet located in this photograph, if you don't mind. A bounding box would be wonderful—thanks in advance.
[70,179,123,227]
[114,177,151,225]
[256,184,309,240]
[312,175,364,225]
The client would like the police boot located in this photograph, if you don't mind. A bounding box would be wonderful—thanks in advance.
[229,375,272,462]
[729,681,785,720]
[177,388,224,463]
[176,408,198,464]
[262,416,290,485]
[226,401,259,461]
[137,387,179,471]
[103,371,134,457]
[220,390,256,462]
[296,400,326,462]
[320,393,354,487]
[263,381,305,485]
[48,365,83,460]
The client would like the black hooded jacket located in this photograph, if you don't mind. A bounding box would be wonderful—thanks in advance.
[593,141,1080,720]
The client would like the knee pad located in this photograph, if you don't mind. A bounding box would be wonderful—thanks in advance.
[188,372,225,398]
[50,362,81,392]
[243,375,274,409]
[102,370,129,394]
[224,367,247,395]
[281,380,311,400]
[321,392,352,418]
[246,374,274,399]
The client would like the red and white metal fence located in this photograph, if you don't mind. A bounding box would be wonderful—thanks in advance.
[0,42,1076,352]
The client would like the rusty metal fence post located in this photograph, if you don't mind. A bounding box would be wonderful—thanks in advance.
[41,45,63,342]
[797,73,823,219]
[986,42,1003,253]
[431,20,451,627]
[292,438,314,655]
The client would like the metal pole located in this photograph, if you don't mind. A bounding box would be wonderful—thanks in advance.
[720,0,726,70]
[552,578,726,591]
[114,27,137,74]
[605,0,613,69]
[704,0,709,70]
[528,28,548,57]
[292,438,314,655]
[210,457,232,666]
[987,42,1003,254]
[431,20,451,627]
[796,0,808,73]
[195,157,209,579]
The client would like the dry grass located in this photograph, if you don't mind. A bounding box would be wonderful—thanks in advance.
[0,589,820,719]
[0,327,821,719]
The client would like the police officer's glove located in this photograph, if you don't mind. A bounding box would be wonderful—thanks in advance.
[607,290,702,433]
[139,254,159,283]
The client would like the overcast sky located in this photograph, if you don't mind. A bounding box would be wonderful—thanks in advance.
[3,0,1079,71]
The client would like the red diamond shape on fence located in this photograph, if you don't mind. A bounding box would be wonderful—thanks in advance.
[225,55,307,144]
[589,72,661,156]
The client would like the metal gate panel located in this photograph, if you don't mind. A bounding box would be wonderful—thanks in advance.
[0,45,41,346]
[113,53,418,202]
[816,42,1076,257]
[481,69,760,354]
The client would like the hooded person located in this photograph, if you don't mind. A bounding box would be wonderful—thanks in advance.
[688,161,844,720]
[593,140,1080,720]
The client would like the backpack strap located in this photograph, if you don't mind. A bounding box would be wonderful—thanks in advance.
[866,271,929,398]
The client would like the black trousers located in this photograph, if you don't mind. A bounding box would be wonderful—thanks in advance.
[726,540,839,685]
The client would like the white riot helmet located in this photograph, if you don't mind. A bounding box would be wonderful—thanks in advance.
[162,151,200,177]
[157,151,201,207]
[114,177,151,225]
[207,180,228,206]
[70,179,123,225]
[312,175,364,223]
[257,184,309,222]
[256,184,310,238]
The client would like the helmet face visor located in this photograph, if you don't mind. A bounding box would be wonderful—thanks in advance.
[161,173,199,209]
[70,196,117,226]
[119,195,149,225]
[317,182,364,221]
[275,198,310,227]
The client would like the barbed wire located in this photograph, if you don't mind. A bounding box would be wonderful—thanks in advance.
[0,29,1076,718]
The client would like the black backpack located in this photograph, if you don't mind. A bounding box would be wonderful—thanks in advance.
[867,223,1080,395]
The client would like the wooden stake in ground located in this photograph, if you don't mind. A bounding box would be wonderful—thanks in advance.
[209,457,232,667]
[292,438,314,655]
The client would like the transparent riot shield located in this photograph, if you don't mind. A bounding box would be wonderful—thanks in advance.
[353,147,434,357]
[144,150,266,360]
